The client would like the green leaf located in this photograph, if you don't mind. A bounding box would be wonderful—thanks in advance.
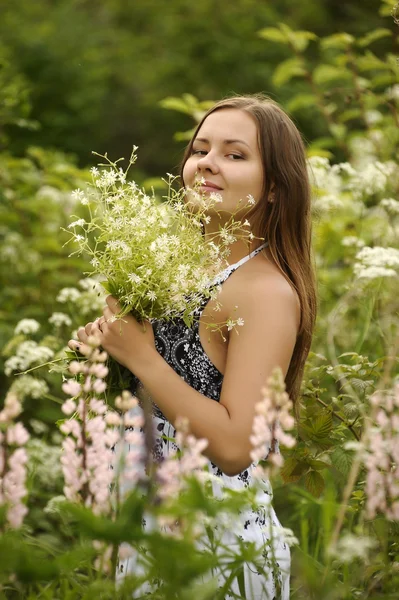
[286,94,317,113]
[321,33,355,50]
[305,470,325,497]
[338,108,362,123]
[308,459,330,471]
[174,127,197,142]
[258,27,288,44]
[280,457,305,483]
[356,51,391,72]
[357,28,392,48]
[331,446,353,477]
[370,72,397,88]
[159,96,198,116]
[312,413,333,438]
[313,64,352,85]
[279,23,317,52]
[272,57,306,87]
[329,123,347,140]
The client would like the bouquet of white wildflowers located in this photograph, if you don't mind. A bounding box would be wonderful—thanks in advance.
[65,148,255,396]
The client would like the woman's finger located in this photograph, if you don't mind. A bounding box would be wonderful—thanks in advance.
[67,339,89,355]
[77,326,89,342]
[92,319,104,335]
[85,321,94,335]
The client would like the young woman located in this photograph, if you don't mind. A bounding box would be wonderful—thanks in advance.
[69,94,317,598]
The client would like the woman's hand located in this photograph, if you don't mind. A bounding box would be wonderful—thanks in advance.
[68,296,156,372]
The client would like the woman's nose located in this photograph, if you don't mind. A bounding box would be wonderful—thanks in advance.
[197,152,220,174]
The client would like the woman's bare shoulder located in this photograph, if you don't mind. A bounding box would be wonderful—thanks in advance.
[225,254,301,329]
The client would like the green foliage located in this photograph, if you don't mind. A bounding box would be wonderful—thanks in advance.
[1,0,399,597]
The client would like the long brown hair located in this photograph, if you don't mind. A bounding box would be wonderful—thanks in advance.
[180,94,317,406]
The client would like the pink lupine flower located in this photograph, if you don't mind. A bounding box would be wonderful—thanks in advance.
[249,367,296,478]
[62,380,82,397]
[62,399,77,415]
[89,364,109,378]
[105,412,122,426]
[7,423,30,446]
[364,384,399,520]
[69,360,84,375]
[0,392,22,422]
[60,335,114,514]
[89,398,107,415]
[156,418,209,502]
[92,379,107,394]
[0,393,29,529]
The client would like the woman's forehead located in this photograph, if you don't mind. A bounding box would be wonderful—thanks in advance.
[196,108,258,146]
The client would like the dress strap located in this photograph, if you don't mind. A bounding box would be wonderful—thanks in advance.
[210,241,268,287]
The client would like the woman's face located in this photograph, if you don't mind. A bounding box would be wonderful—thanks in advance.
[182,108,264,214]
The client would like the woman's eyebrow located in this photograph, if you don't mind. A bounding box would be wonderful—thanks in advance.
[195,137,251,149]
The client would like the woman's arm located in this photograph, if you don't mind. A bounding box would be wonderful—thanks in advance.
[71,276,298,476]
[126,275,299,476]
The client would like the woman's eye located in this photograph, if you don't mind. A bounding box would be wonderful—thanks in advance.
[192,149,207,156]
[228,154,244,160]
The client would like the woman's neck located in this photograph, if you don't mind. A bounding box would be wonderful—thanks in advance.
[203,212,265,266]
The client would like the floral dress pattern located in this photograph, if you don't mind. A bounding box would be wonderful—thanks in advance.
[121,243,290,599]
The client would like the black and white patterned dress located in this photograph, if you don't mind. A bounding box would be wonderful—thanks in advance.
[120,243,290,599]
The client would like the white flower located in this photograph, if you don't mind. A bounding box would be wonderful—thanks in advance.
[387,84,399,100]
[71,189,88,205]
[236,317,245,327]
[68,219,86,229]
[269,526,299,547]
[327,534,377,564]
[14,319,40,336]
[57,288,81,303]
[10,375,49,400]
[49,312,72,328]
[342,236,365,249]
[128,273,142,284]
[247,194,256,205]
[4,341,54,376]
[354,246,399,280]
[147,291,157,301]
[380,197,399,215]
[226,319,235,331]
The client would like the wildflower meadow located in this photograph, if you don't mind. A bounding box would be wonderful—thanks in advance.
[1,1,399,598]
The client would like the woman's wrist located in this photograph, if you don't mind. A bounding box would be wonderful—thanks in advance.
[127,345,161,382]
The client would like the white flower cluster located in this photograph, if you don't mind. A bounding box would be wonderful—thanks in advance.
[380,197,399,216]
[49,312,72,328]
[308,157,344,212]
[66,151,248,328]
[14,319,40,336]
[4,341,54,376]
[27,438,63,490]
[308,156,397,217]
[350,161,396,198]
[57,277,105,315]
[341,236,365,249]
[328,533,377,564]
[57,287,81,303]
[354,246,399,280]
[10,375,49,400]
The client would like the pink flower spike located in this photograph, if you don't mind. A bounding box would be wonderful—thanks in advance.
[69,360,84,375]
[62,399,77,415]
[7,423,30,446]
[92,379,107,394]
[62,380,82,397]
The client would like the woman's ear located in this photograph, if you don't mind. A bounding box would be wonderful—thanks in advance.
[268,183,276,203]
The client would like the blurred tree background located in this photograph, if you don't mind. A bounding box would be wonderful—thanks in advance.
[0,0,393,174]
